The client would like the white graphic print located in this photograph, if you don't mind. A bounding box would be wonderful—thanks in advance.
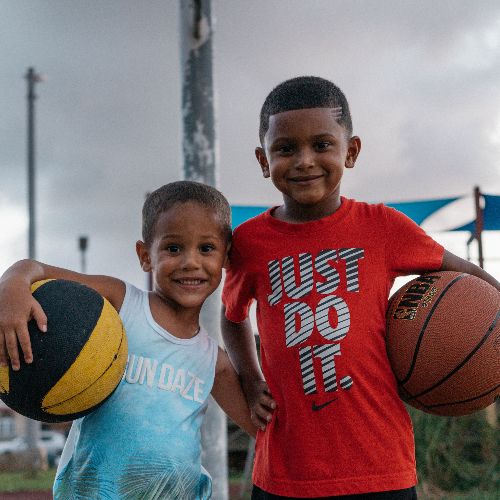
[299,346,317,395]
[313,344,342,392]
[284,302,314,347]
[282,254,314,299]
[338,248,363,292]
[315,295,350,341]
[315,249,340,294]
[125,355,206,404]
[267,259,283,306]
[268,248,363,397]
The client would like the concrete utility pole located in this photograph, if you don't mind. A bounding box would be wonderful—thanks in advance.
[179,1,228,499]
[26,67,44,261]
[25,67,45,475]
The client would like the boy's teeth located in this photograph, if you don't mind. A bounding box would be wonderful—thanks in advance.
[179,279,201,285]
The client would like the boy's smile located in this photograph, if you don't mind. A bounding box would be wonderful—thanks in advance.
[256,107,361,223]
[137,201,230,322]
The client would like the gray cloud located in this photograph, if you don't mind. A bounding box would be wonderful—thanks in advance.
[1,0,500,285]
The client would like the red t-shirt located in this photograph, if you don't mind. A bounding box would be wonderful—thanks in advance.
[222,198,444,497]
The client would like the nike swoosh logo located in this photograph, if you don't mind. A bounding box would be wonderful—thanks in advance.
[312,398,338,411]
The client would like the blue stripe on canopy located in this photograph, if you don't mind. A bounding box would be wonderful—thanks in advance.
[230,197,460,229]
[452,194,500,232]
[385,197,460,226]
[231,205,269,229]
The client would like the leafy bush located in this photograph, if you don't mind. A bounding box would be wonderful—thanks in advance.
[410,406,500,491]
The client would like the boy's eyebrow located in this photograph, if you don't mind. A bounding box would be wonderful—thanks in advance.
[158,233,224,241]
[270,131,339,145]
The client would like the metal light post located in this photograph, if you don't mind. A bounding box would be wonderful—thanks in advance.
[24,67,45,475]
[179,2,228,498]
[26,68,45,260]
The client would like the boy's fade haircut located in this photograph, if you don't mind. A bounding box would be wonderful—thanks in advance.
[259,76,353,146]
[142,180,232,246]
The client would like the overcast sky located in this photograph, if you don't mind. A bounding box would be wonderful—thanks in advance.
[1,1,500,288]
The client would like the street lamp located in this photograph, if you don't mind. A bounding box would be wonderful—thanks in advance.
[24,67,46,476]
[26,67,47,260]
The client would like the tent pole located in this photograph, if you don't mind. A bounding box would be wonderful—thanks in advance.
[475,186,497,427]
[474,186,484,269]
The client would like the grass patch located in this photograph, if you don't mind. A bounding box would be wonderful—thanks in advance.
[1,466,499,499]
[0,468,56,492]
[417,486,500,500]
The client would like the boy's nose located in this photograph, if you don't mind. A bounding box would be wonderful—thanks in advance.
[296,148,315,169]
[180,249,201,269]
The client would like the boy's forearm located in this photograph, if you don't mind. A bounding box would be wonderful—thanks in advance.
[1,259,83,288]
[1,260,125,312]
[220,306,263,384]
[220,307,276,430]
[439,250,500,293]
[211,349,258,439]
[0,260,51,369]
[1,259,46,285]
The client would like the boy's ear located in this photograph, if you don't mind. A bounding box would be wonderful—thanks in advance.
[255,147,270,178]
[136,241,152,273]
[223,242,231,270]
[345,136,361,169]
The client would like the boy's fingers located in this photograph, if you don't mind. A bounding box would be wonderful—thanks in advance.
[0,333,8,367]
[255,385,276,411]
[32,301,48,334]
[251,411,268,431]
[16,326,33,365]
[256,380,271,394]
[254,403,274,426]
[3,328,22,371]
[258,393,276,410]
[11,298,44,367]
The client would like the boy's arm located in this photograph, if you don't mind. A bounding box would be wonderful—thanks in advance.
[0,259,125,370]
[220,306,276,430]
[211,346,258,439]
[439,249,500,292]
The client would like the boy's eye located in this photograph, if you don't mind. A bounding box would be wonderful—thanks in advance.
[200,244,214,253]
[166,245,181,253]
[277,145,293,154]
[315,141,330,150]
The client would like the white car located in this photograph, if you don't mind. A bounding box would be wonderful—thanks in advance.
[0,430,66,467]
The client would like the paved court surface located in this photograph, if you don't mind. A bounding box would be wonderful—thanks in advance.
[0,492,52,499]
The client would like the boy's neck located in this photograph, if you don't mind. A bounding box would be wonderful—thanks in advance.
[148,291,201,339]
[273,194,343,224]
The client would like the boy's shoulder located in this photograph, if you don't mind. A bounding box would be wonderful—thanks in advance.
[339,198,409,222]
[232,199,395,237]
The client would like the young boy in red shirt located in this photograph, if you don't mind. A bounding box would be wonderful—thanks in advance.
[221,76,500,499]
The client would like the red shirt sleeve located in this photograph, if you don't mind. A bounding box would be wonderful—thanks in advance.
[383,206,444,280]
[222,240,255,323]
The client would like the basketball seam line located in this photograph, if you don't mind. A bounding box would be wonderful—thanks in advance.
[424,380,500,412]
[408,304,500,400]
[399,274,467,386]
[41,325,126,412]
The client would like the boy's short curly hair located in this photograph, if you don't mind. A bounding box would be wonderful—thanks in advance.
[142,181,232,246]
[259,76,353,146]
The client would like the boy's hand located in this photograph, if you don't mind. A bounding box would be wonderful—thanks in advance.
[0,278,47,371]
[243,378,276,431]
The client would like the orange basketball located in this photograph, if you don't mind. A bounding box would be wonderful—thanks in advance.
[386,271,500,416]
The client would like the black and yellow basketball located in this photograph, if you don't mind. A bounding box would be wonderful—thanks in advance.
[0,279,128,422]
